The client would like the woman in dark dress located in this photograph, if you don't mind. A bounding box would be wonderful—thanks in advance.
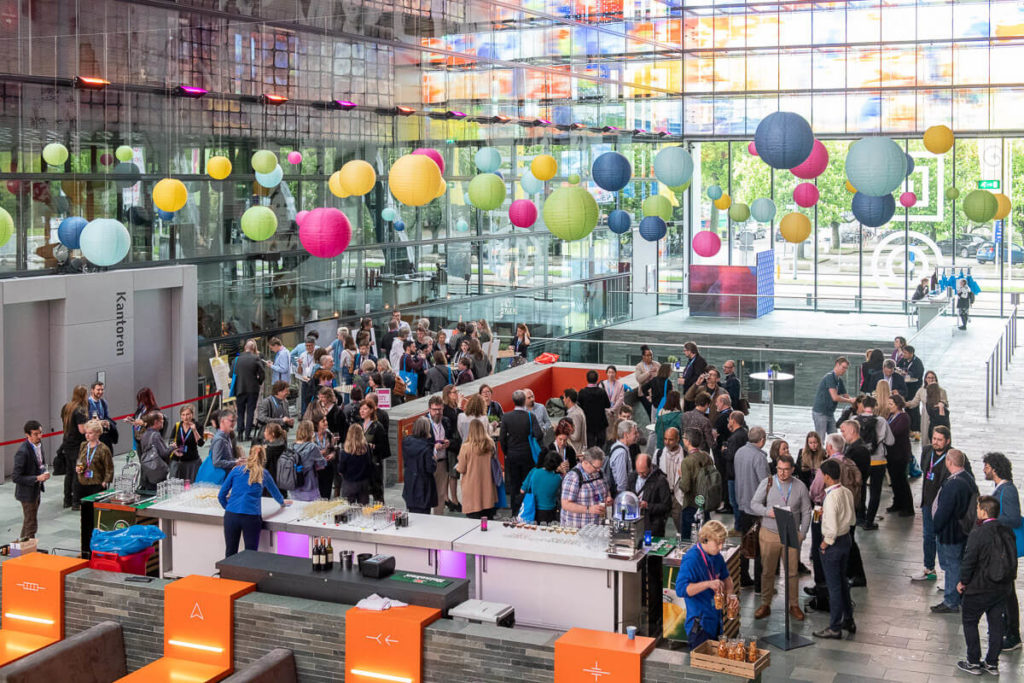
[261,423,288,498]
[171,404,206,482]
[360,400,389,503]
[859,348,884,393]
[401,417,437,514]
[60,385,89,509]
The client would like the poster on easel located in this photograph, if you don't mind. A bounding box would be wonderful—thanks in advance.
[209,355,235,403]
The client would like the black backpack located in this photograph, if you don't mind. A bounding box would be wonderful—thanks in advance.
[602,444,630,498]
[275,446,304,491]
[855,415,879,452]
[986,527,1018,584]
[959,489,979,537]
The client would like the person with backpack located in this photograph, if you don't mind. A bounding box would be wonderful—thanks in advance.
[677,428,718,540]
[750,453,812,621]
[218,444,289,558]
[284,420,328,502]
[562,389,588,457]
[932,449,979,614]
[604,420,637,499]
[560,448,611,528]
[981,452,1023,651]
[401,418,438,514]
[851,397,894,530]
[654,427,686,533]
[812,458,857,639]
[956,495,1018,675]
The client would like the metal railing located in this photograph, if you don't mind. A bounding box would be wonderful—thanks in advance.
[986,306,1018,418]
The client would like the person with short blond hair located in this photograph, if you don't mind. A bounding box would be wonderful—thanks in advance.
[676,518,734,649]
[76,419,114,501]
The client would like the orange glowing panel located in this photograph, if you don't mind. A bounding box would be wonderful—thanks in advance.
[345,605,441,683]
[554,628,656,683]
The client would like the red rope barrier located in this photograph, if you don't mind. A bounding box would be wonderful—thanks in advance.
[0,391,223,448]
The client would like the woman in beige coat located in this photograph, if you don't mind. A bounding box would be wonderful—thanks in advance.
[455,420,498,519]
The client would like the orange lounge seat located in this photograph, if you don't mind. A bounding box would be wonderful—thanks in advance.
[0,631,57,668]
[116,657,230,683]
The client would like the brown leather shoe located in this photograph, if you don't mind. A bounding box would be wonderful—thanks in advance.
[789,605,805,621]
[754,605,771,619]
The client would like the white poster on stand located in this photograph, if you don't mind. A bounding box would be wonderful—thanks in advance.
[377,388,392,410]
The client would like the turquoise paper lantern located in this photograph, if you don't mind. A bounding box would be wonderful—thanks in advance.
[475,147,502,173]
[520,169,544,195]
[653,147,694,188]
[845,137,907,197]
[707,185,723,200]
[255,165,283,189]
[80,218,131,266]
[543,187,599,241]
[750,198,777,223]
[381,208,397,222]
[455,218,470,232]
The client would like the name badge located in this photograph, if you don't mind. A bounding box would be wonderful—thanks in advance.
[86,470,94,479]
[926,471,934,481]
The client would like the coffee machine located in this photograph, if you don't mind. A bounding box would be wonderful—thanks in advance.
[607,491,643,558]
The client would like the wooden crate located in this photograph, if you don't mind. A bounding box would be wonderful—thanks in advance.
[689,640,770,680]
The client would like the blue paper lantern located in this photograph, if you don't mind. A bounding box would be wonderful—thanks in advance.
[157,209,176,222]
[845,137,907,197]
[394,220,406,232]
[80,218,131,267]
[905,153,915,177]
[707,185,723,200]
[381,208,396,222]
[591,152,632,192]
[749,198,777,223]
[255,164,283,188]
[520,169,544,195]
[607,209,632,234]
[638,216,667,241]
[653,147,694,188]
[455,218,469,232]
[57,216,88,249]
[753,111,814,170]
[475,147,502,173]
[851,192,896,228]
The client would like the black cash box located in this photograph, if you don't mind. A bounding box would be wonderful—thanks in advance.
[359,554,396,579]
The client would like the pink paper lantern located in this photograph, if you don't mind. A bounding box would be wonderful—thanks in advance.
[748,141,758,156]
[299,207,352,258]
[287,151,303,165]
[509,199,538,228]
[794,182,820,208]
[296,210,310,226]
[692,230,721,258]
[900,191,917,208]
[99,153,115,166]
[412,148,445,176]
[791,140,829,179]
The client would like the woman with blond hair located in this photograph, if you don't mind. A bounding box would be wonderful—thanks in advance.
[458,393,489,441]
[457,420,499,519]
[218,444,287,557]
[873,380,892,420]
[337,425,373,503]
[76,419,114,503]
[290,420,327,502]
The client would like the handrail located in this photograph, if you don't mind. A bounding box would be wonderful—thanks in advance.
[985,306,1017,418]
[528,337,865,358]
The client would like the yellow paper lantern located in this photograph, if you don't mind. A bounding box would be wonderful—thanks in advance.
[434,176,447,199]
[152,178,188,213]
[329,171,349,198]
[780,212,812,243]
[714,193,732,210]
[923,125,954,155]
[207,156,232,180]
[339,160,376,197]
[845,180,857,193]
[531,154,558,181]
[389,155,442,207]
[993,193,1012,221]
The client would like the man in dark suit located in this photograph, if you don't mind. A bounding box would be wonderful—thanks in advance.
[681,342,708,411]
[499,390,544,514]
[577,370,611,449]
[868,359,908,396]
[87,382,118,452]
[12,420,50,540]
[232,340,265,441]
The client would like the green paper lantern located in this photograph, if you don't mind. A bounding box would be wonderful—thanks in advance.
[543,187,599,241]
[729,202,751,222]
[240,205,278,241]
[667,179,692,193]
[115,145,134,162]
[251,150,278,175]
[642,195,672,221]
[42,143,69,167]
[0,207,12,246]
[568,174,581,185]
[945,187,960,201]
[962,189,998,224]
[468,173,506,211]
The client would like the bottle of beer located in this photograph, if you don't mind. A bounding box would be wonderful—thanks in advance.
[325,537,334,570]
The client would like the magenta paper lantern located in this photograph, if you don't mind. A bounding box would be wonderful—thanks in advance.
[413,148,445,175]
[299,207,352,258]
[287,151,303,165]
[509,199,538,228]
[900,191,917,208]
[748,141,758,156]
[692,230,721,258]
[99,153,115,166]
[794,182,820,207]
[296,210,310,226]
[791,139,829,179]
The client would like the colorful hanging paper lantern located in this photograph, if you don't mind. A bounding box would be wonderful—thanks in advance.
[923,125,954,155]
[0,208,13,246]
[568,174,581,185]
[793,183,819,208]
[713,193,732,210]
[945,187,960,200]
[845,180,857,193]
[779,212,812,243]
[845,137,907,197]
[115,145,134,162]
[42,143,69,167]
[747,142,758,156]
[729,202,751,222]
[475,147,502,173]
[607,210,632,235]
[542,186,598,241]
[851,192,896,228]
[899,192,917,208]
[790,140,829,179]
[591,152,632,192]
[251,150,278,174]
[340,160,376,197]
[753,111,814,170]
[692,230,721,257]
[520,169,543,195]
[468,173,506,211]
[80,218,131,266]
[412,148,445,175]
[993,193,1012,221]
[240,206,278,241]
[707,185,723,200]
[113,162,141,190]
[904,153,915,177]
[531,154,558,181]
[389,154,442,206]
[99,153,115,167]
[207,156,232,180]
[653,147,694,188]
[58,215,88,249]
[255,165,283,189]
[152,178,188,212]
[750,198,776,223]
[329,171,349,198]
[455,218,470,232]
[638,216,667,241]
[962,190,998,223]
[642,195,672,221]
[296,210,310,226]
[300,207,352,258]
[509,199,538,228]
[393,220,406,232]
[287,151,303,165]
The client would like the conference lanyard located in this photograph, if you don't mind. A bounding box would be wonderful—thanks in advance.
[604,381,615,401]
[315,433,329,450]
[774,476,793,504]
[179,424,193,444]
[927,450,946,480]
[85,444,97,468]
[696,543,717,581]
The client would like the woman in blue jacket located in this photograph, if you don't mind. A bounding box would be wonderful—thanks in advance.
[218,444,289,557]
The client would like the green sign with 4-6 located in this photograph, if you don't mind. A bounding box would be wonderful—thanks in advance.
[978,180,1001,190]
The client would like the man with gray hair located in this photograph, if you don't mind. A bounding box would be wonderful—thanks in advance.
[561,448,612,528]
[604,419,638,498]
[734,426,770,587]
[500,389,544,513]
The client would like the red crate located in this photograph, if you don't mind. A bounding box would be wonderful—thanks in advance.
[89,546,155,576]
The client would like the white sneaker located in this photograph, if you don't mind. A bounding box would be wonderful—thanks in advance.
[910,569,937,581]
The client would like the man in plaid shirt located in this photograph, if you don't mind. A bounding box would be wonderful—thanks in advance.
[560,447,612,528]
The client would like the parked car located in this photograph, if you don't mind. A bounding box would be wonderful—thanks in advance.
[976,241,1024,264]
[937,234,986,258]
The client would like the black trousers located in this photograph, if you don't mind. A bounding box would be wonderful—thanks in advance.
[235,392,259,438]
[886,453,914,513]
[963,591,1006,666]
[64,469,75,506]
[1005,584,1021,642]
[224,511,262,557]
[811,521,865,588]
[865,464,887,525]
[506,455,534,516]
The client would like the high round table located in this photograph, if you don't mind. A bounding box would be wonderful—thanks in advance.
[749,371,794,438]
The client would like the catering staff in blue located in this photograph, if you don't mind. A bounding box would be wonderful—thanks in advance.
[218,444,290,557]
[675,519,735,649]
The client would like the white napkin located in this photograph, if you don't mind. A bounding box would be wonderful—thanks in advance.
[356,593,409,611]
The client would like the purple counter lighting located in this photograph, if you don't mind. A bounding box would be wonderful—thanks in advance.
[437,550,467,579]
[276,531,311,558]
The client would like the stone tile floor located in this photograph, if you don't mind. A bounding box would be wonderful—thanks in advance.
[3,312,1021,681]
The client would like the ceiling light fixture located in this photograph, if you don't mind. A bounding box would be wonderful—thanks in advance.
[260,93,288,105]
[174,85,208,99]
[73,76,109,91]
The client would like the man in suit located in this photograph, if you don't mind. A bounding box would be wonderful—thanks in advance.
[87,381,118,452]
[12,420,50,540]
[232,340,266,441]
[869,359,908,396]
[254,381,294,442]
[577,370,611,449]
[500,390,544,514]
[680,342,708,411]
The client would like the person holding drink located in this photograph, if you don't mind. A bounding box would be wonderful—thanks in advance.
[559,447,612,528]
[676,519,736,649]
[171,404,207,482]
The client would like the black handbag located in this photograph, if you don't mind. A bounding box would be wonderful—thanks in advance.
[52,444,67,476]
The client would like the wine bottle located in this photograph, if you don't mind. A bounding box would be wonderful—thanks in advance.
[313,537,322,571]
[325,538,334,570]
